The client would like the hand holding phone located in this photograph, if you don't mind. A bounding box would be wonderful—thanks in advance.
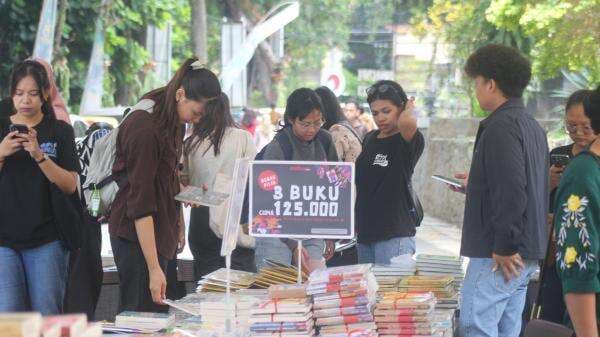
[550,154,570,167]
[432,174,467,194]
[9,124,29,134]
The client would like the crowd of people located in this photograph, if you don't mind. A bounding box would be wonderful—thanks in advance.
[0,44,598,337]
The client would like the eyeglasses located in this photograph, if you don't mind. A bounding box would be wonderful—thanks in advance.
[297,120,324,130]
[365,84,406,107]
[565,123,594,135]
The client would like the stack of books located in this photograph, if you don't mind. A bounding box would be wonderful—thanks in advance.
[0,313,42,337]
[196,268,257,293]
[307,265,378,337]
[374,292,438,337]
[416,254,465,291]
[249,286,314,337]
[254,259,308,288]
[431,309,455,337]
[0,313,100,337]
[115,311,174,332]
[397,276,458,310]
[372,265,417,293]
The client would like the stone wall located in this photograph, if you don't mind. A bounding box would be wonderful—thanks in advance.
[413,117,562,227]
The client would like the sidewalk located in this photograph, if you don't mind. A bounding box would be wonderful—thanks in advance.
[415,215,462,256]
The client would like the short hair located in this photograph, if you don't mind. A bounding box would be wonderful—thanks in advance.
[366,80,408,109]
[464,44,531,98]
[315,86,345,130]
[283,88,323,127]
[583,86,600,134]
[565,89,593,112]
[345,99,359,110]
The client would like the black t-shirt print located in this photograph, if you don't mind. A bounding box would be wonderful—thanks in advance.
[0,116,80,250]
[355,130,425,243]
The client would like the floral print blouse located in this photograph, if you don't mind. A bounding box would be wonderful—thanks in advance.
[329,122,363,163]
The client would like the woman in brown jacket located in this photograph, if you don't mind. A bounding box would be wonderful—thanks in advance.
[109,58,221,312]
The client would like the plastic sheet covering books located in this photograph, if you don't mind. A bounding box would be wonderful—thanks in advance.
[196,268,257,293]
[307,265,378,337]
[250,284,314,337]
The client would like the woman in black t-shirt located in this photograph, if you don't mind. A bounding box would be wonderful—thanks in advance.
[537,89,596,324]
[355,80,424,264]
[0,60,80,314]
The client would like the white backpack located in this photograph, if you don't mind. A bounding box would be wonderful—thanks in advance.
[82,99,154,216]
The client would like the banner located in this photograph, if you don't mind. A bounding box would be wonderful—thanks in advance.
[221,157,251,256]
[32,0,58,62]
[249,161,354,239]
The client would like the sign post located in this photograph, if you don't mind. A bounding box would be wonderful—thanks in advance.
[249,161,355,280]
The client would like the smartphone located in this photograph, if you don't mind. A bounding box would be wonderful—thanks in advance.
[550,154,570,167]
[431,175,465,188]
[9,124,29,134]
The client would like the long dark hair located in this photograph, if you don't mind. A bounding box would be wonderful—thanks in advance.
[9,60,56,120]
[282,88,323,128]
[143,57,221,153]
[315,86,345,130]
[584,86,600,134]
[184,92,235,156]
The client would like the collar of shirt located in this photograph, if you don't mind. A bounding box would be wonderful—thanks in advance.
[480,97,525,128]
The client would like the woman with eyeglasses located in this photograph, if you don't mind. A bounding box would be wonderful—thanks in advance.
[536,89,595,324]
[254,88,339,273]
[355,80,424,264]
[552,86,600,337]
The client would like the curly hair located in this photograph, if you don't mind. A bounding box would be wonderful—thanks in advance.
[464,44,531,98]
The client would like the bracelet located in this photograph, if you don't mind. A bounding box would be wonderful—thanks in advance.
[36,155,47,164]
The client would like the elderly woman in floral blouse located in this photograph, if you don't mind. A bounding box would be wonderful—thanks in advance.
[553,86,600,337]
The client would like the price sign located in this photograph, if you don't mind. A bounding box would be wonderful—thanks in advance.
[249,161,354,239]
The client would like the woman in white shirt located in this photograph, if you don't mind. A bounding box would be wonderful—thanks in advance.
[182,93,257,279]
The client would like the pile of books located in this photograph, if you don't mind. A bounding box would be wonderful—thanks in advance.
[114,311,174,332]
[250,284,314,337]
[254,259,308,288]
[397,276,458,310]
[168,291,266,332]
[196,268,256,293]
[431,310,456,337]
[372,255,417,293]
[416,254,465,291]
[374,292,438,337]
[0,313,101,337]
[307,265,378,337]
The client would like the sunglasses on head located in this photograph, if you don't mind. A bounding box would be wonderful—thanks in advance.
[366,84,407,106]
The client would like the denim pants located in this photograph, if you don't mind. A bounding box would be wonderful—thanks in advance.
[254,238,324,271]
[357,236,416,264]
[459,257,538,337]
[0,241,69,314]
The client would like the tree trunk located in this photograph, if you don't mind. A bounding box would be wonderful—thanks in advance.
[190,0,208,63]
[53,0,68,57]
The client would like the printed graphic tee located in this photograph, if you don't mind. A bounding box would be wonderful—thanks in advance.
[355,130,424,243]
[0,116,79,250]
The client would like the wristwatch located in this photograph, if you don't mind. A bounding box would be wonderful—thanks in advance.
[36,153,49,164]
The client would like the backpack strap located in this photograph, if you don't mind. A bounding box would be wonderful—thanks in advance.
[340,123,363,145]
[275,129,295,161]
[362,130,377,148]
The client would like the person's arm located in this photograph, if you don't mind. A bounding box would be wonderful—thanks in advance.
[20,127,78,194]
[397,98,418,142]
[483,123,528,279]
[134,216,166,304]
[564,293,598,337]
[122,116,165,303]
[554,162,600,337]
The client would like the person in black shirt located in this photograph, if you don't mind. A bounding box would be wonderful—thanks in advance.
[355,80,424,264]
[537,89,595,324]
[0,60,80,314]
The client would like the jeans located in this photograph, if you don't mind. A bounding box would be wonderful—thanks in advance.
[254,238,324,271]
[0,241,69,314]
[459,257,538,337]
[357,236,416,264]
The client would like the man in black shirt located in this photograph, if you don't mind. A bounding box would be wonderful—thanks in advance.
[452,45,549,337]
